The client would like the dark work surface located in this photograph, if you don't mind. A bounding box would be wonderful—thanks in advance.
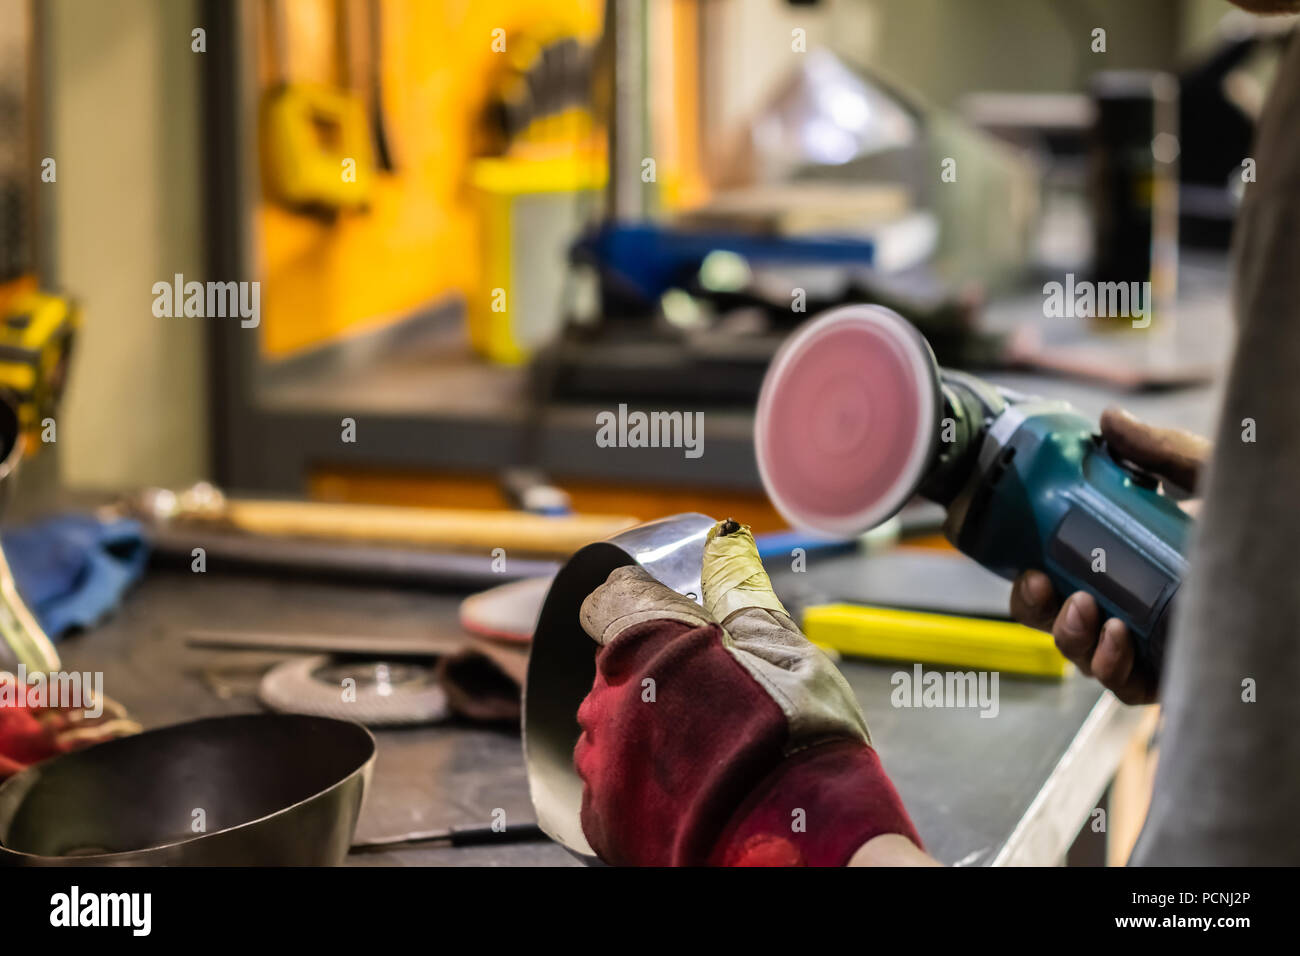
[48,545,1125,867]
[49,569,578,867]
[25,258,1225,864]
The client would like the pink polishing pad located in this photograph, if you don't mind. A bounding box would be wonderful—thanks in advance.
[756,305,940,536]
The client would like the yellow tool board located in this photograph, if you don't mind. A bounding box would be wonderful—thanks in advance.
[254,0,602,358]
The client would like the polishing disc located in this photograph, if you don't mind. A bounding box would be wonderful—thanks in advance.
[755,305,941,536]
[258,656,449,727]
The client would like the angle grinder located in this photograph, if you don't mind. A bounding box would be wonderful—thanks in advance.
[755,305,1192,676]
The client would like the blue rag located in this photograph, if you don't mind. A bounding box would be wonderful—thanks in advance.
[2,515,150,640]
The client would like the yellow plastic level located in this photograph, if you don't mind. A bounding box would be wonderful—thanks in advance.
[802,603,1071,679]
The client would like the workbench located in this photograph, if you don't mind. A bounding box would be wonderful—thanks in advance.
[46,258,1231,866]
[50,550,1145,867]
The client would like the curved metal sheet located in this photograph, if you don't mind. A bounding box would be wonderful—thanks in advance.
[522,513,715,860]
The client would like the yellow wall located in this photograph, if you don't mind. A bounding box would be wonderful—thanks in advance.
[257,0,601,358]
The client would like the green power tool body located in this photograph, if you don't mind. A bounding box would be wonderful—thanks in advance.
[755,305,1193,677]
[927,372,1190,672]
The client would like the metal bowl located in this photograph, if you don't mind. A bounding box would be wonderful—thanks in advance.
[522,513,715,861]
[0,714,374,865]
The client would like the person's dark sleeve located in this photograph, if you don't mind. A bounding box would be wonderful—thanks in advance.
[1132,34,1300,865]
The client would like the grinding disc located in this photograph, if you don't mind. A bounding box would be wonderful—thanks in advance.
[523,512,715,862]
[258,656,449,727]
[755,304,941,537]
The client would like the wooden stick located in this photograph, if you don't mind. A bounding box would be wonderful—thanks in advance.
[204,499,637,556]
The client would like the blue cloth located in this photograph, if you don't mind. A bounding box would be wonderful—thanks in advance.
[2,515,149,639]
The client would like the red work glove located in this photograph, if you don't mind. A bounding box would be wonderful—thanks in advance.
[574,521,921,866]
[0,673,140,778]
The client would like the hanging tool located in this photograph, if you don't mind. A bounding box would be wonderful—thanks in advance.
[755,305,1192,678]
[365,0,394,171]
[259,0,374,213]
[0,288,78,445]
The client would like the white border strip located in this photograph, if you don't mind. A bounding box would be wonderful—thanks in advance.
[991,692,1149,867]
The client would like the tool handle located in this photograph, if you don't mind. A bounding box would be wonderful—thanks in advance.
[349,822,546,853]
[201,499,637,557]
[1041,445,1191,673]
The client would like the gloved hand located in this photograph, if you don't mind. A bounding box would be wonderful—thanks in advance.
[574,520,921,866]
[0,672,140,778]
[1010,408,1210,704]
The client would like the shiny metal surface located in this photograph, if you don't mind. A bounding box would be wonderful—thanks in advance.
[0,714,374,865]
[522,513,715,860]
[0,397,60,674]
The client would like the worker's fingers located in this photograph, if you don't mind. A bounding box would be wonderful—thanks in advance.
[1090,618,1135,689]
[699,528,867,745]
[701,520,790,626]
[1091,619,1159,705]
[1010,571,1062,632]
[1100,407,1212,494]
[579,565,714,646]
[1052,592,1102,677]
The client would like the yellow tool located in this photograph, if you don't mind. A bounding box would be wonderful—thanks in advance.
[802,603,1070,678]
[0,288,78,445]
[259,0,374,213]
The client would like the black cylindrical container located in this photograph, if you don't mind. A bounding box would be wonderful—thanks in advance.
[1089,70,1180,322]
